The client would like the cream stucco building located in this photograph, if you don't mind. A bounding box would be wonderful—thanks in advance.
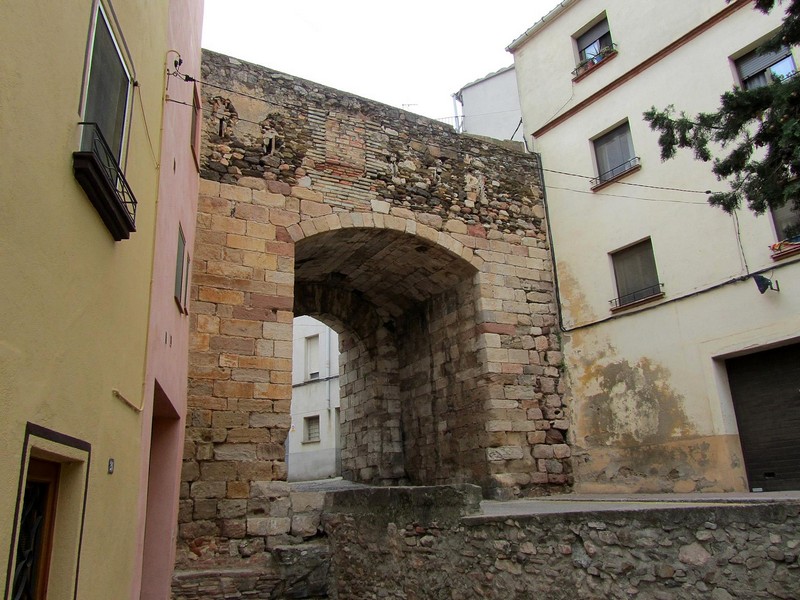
[0,1,201,598]
[509,0,800,493]
[454,65,525,143]
[287,316,341,482]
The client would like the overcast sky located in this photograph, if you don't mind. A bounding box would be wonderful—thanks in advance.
[201,0,559,121]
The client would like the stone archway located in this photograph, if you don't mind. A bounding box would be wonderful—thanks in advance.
[176,50,570,581]
[293,223,482,486]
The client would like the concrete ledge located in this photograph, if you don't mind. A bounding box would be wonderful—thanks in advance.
[323,484,483,526]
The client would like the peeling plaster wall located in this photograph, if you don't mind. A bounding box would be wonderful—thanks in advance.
[513,0,800,493]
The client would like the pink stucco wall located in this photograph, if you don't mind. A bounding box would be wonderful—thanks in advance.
[133,1,204,598]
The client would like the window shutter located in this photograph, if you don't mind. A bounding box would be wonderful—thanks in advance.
[594,123,633,176]
[613,239,659,300]
[577,19,610,50]
[737,46,790,80]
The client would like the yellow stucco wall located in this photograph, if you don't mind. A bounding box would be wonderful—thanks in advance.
[0,0,170,596]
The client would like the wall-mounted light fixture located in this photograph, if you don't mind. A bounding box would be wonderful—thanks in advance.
[753,274,779,294]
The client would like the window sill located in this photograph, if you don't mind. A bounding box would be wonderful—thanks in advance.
[770,241,800,261]
[610,291,664,313]
[591,162,641,191]
[174,296,188,315]
[572,49,619,82]
[301,439,320,445]
[72,123,137,241]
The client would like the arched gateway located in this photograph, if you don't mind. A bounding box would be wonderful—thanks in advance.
[178,50,569,566]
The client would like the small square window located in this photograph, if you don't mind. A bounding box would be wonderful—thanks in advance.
[592,122,639,188]
[610,239,663,309]
[736,45,796,90]
[576,18,614,65]
[304,416,320,443]
[174,225,190,313]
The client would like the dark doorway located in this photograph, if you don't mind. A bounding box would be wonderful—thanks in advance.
[726,342,800,491]
[12,458,59,600]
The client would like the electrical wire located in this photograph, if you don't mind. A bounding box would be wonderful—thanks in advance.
[134,84,160,169]
[546,185,709,206]
[543,167,716,195]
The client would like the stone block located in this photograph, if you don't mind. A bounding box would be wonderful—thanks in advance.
[291,513,321,538]
[218,499,247,519]
[220,183,252,202]
[227,481,250,499]
[193,499,217,520]
[214,444,257,461]
[486,446,525,461]
[250,412,290,429]
[290,492,325,513]
[251,481,291,499]
[190,481,227,499]
[198,287,244,306]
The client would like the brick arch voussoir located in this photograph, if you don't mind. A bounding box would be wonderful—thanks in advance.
[285,212,484,272]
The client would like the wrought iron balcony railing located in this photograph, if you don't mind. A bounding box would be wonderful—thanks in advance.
[72,122,137,240]
[590,156,641,188]
[609,282,664,309]
[572,44,618,78]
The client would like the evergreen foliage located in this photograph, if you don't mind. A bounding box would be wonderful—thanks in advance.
[643,0,800,216]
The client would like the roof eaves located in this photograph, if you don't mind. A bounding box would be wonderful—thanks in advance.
[454,65,516,97]
[506,0,581,53]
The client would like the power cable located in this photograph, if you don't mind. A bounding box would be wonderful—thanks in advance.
[546,185,709,206]
[543,167,716,195]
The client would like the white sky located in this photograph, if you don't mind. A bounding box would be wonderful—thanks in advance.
[201,0,559,121]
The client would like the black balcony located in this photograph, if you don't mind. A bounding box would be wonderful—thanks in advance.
[591,156,641,189]
[72,122,137,241]
[572,44,618,79]
[609,282,664,309]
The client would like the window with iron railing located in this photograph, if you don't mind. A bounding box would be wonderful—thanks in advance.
[736,45,796,90]
[592,122,640,188]
[73,123,137,240]
[572,17,618,79]
[610,239,664,309]
[72,4,137,240]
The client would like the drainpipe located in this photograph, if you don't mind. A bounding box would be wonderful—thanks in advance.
[534,151,568,333]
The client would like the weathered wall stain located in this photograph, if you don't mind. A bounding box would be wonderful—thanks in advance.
[555,261,597,327]
[579,354,693,447]
[563,338,746,492]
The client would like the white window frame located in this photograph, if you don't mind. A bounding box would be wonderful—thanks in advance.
[303,415,321,443]
[79,2,134,167]
[575,16,614,65]
[305,334,320,381]
[591,121,639,188]
[735,45,797,90]
[771,202,800,243]
[609,238,663,309]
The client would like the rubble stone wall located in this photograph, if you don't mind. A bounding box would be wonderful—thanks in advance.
[324,491,800,600]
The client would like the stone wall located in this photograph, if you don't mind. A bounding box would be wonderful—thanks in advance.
[323,490,800,600]
[173,485,800,599]
[179,49,567,580]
